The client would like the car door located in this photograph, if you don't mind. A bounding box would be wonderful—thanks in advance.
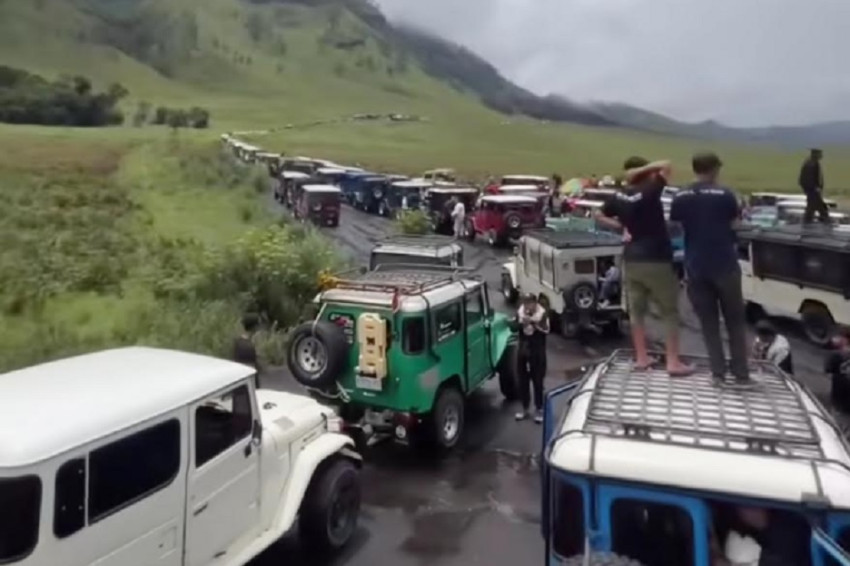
[185,382,261,566]
[464,286,491,389]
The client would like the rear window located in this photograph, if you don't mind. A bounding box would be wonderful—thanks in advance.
[0,475,41,562]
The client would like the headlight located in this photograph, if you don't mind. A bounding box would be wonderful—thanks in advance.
[325,414,344,433]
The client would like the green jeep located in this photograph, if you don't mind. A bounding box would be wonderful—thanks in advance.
[286,265,520,451]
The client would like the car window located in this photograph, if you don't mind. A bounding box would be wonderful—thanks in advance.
[89,419,180,523]
[403,317,426,354]
[196,385,254,468]
[542,247,554,280]
[823,525,850,566]
[434,302,461,342]
[552,481,585,558]
[610,499,694,566]
[54,458,86,538]
[0,475,41,562]
[465,288,485,325]
[574,258,595,275]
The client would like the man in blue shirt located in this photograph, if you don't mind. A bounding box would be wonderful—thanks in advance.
[670,152,749,382]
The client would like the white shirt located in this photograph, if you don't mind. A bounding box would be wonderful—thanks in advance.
[754,334,791,366]
[401,196,409,210]
[451,201,465,220]
[517,304,548,335]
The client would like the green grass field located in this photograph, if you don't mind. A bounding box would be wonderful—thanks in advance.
[2,0,850,371]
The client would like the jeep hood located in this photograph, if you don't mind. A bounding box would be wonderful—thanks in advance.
[256,389,334,430]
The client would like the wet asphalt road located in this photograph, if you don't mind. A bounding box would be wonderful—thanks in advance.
[250,199,840,566]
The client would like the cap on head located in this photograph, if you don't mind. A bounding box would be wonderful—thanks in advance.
[692,152,723,175]
[755,319,776,338]
[623,156,649,171]
[522,292,537,304]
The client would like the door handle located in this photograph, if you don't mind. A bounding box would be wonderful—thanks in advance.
[244,443,252,457]
[193,503,208,516]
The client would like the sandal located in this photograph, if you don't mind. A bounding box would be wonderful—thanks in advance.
[632,356,659,371]
[667,364,695,378]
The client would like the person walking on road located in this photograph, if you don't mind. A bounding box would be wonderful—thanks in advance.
[596,157,693,376]
[670,152,750,383]
[752,320,794,375]
[450,195,466,239]
[799,148,830,225]
[515,293,550,423]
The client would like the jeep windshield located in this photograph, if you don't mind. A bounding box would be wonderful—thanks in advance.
[0,475,41,562]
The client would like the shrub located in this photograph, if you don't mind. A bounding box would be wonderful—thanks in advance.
[394,209,430,235]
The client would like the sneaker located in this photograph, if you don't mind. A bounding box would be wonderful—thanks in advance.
[515,410,529,421]
[534,410,544,424]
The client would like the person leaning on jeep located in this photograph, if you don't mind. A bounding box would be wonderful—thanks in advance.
[596,157,692,376]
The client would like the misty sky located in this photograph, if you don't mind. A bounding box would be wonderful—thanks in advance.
[374,0,850,127]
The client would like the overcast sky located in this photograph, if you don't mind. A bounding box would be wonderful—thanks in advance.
[374,0,850,127]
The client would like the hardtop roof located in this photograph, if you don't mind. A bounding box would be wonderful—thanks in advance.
[0,348,254,467]
[499,184,546,192]
[302,184,342,193]
[427,186,478,194]
[524,229,623,249]
[548,350,850,507]
[501,174,548,181]
[481,194,539,204]
[373,235,461,252]
[281,170,311,179]
[737,224,850,252]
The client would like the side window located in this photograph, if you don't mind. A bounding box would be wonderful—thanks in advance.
[0,475,41,563]
[610,499,694,566]
[403,317,426,354]
[195,385,254,468]
[529,246,541,280]
[824,526,850,566]
[542,248,555,284]
[434,302,461,342]
[465,288,485,325]
[552,481,585,558]
[54,458,86,538]
[88,419,180,523]
[574,258,596,275]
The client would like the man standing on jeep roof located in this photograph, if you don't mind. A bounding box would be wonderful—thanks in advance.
[799,148,830,225]
[596,157,692,376]
[670,152,749,383]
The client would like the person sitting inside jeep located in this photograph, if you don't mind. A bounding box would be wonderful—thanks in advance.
[598,259,621,307]
[710,505,811,566]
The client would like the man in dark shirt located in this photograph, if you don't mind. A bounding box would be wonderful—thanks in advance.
[670,152,749,382]
[799,148,830,224]
[597,156,692,376]
[233,313,261,388]
[826,327,850,412]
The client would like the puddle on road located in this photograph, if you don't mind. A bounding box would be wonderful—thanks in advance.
[363,448,542,561]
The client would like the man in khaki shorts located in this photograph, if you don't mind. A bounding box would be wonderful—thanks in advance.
[596,157,692,376]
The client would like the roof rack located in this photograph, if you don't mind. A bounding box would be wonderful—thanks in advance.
[525,229,623,249]
[329,264,472,295]
[737,224,850,252]
[375,235,460,249]
[583,351,822,459]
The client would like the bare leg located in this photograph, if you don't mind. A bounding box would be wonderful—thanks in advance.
[631,322,651,367]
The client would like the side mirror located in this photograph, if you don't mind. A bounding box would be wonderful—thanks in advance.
[251,420,263,445]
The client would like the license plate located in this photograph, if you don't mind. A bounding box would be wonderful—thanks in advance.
[356,376,382,391]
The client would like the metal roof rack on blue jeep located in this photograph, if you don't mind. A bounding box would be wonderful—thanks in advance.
[583,350,822,459]
[330,264,473,295]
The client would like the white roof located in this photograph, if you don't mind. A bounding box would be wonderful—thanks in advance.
[257,152,279,158]
[427,186,478,194]
[302,184,342,194]
[0,348,254,468]
[548,352,850,508]
[481,194,538,204]
[317,167,347,175]
[502,175,548,182]
[753,192,802,198]
[281,170,310,179]
[778,198,837,208]
[392,180,433,189]
[499,184,545,192]
[572,199,605,208]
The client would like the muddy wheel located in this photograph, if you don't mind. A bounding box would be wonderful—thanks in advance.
[505,213,522,231]
[801,302,834,347]
[299,459,361,553]
[287,321,349,389]
[566,282,597,312]
[497,342,520,401]
[426,386,465,451]
[560,552,646,566]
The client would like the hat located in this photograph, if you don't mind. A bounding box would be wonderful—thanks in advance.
[692,152,723,174]
[754,320,776,337]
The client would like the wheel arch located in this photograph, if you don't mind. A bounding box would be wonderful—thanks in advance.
[799,298,831,316]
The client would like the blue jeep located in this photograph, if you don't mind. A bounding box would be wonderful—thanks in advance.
[541,350,850,566]
[338,171,376,205]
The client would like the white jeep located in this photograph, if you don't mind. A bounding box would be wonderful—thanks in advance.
[0,347,362,566]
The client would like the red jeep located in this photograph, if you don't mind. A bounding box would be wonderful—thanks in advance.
[294,184,342,227]
[465,195,544,246]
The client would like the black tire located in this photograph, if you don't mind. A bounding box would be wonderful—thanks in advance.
[497,342,520,401]
[603,313,628,337]
[559,552,646,566]
[501,273,518,305]
[560,313,580,339]
[505,213,522,231]
[801,302,835,347]
[566,282,597,312]
[426,386,465,451]
[299,459,361,553]
[287,321,349,389]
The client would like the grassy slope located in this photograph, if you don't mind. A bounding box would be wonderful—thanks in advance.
[1,0,849,191]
